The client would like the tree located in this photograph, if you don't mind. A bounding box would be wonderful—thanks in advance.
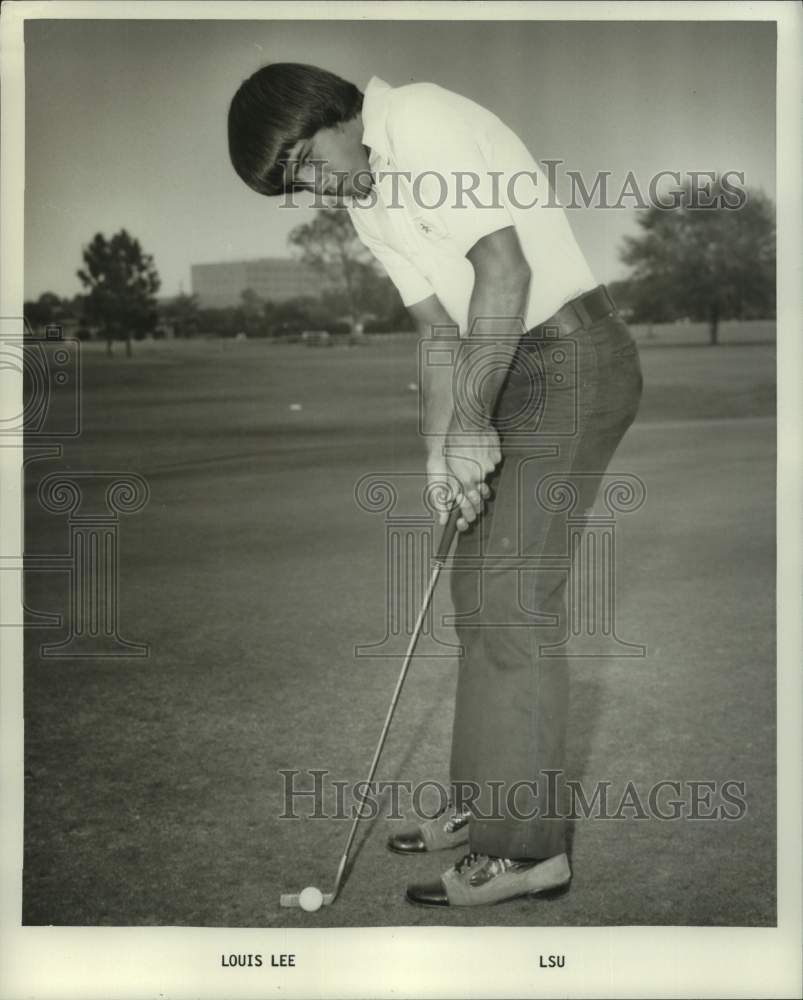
[23,292,64,329]
[263,296,333,338]
[158,292,200,338]
[619,179,775,344]
[77,229,161,357]
[234,288,268,337]
[288,208,400,337]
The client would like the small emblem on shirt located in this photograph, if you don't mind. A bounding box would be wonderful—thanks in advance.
[413,216,447,239]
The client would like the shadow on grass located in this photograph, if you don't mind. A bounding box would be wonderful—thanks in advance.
[335,653,608,879]
[339,678,452,886]
[634,339,775,350]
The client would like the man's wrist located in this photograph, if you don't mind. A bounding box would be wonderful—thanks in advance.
[426,433,448,459]
[446,412,493,436]
[425,414,494,456]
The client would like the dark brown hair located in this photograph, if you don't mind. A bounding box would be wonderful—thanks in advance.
[227,63,363,196]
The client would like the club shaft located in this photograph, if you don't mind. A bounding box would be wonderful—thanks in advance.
[331,559,444,899]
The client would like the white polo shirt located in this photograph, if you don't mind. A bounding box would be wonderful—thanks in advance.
[347,76,597,334]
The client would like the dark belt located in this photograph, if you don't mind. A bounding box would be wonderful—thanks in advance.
[530,284,618,338]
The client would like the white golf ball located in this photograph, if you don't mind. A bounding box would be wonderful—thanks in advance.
[299,886,323,912]
[289,403,302,411]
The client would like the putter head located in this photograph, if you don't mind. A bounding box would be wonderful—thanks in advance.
[279,892,335,908]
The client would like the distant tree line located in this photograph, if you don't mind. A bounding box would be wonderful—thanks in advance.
[24,179,774,354]
[24,219,413,355]
[162,286,413,340]
[612,178,775,345]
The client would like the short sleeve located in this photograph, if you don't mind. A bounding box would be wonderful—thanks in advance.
[386,87,516,257]
[353,226,436,307]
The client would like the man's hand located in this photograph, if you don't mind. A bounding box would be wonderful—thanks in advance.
[427,426,501,532]
[415,227,529,534]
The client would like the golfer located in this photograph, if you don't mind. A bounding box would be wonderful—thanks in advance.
[228,64,643,907]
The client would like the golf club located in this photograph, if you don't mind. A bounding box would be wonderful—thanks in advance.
[280,502,462,911]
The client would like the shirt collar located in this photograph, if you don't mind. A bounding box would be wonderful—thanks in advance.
[361,75,393,166]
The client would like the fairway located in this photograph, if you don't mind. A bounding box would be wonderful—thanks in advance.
[22,329,776,927]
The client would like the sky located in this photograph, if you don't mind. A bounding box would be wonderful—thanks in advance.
[24,17,776,300]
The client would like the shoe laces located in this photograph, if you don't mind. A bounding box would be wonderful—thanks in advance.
[454,851,485,875]
[454,852,521,878]
[444,808,471,833]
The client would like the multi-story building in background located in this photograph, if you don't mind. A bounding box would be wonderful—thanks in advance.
[190,257,322,309]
